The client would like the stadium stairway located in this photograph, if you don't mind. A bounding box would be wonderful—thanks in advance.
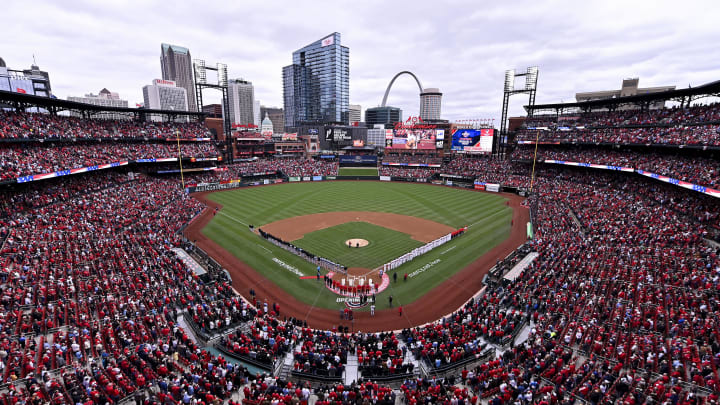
[344,353,359,385]
[277,342,303,380]
[397,339,421,371]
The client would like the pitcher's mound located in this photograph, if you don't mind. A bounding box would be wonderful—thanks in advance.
[345,238,369,247]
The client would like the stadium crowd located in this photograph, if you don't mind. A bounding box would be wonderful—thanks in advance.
[525,102,720,127]
[0,111,212,140]
[0,141,218,181]
[1,104,720,404]
[512,147,720,188]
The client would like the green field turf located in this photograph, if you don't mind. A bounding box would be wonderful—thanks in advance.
[338,167,379,176]
[201,181,513,310]
[292,222,423,269]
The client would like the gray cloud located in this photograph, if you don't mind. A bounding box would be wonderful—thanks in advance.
[2,0,718,123]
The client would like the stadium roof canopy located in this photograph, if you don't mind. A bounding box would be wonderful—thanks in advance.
[525,79,720,113]
[0,90,206,119]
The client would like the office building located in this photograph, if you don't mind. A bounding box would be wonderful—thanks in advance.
[160,43,197,112]
[0,58,52,97]
[365,106,402,127]
[261,106,285,134]
[283,32,349,127]
[254,100,261,127]
[202,104,223,118]
[142,79,189,122]
[419,88,442,121]
[349,104,361,125]
[227,79,255,126]
[68,88,129,120]
[576,78,675,110]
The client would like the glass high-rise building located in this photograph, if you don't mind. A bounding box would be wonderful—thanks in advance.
[160,43,197,112]
[283,33,349,127]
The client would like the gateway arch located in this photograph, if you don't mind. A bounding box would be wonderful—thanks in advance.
[381,71,424,107]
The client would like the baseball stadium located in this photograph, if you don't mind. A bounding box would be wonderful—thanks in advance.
[1,11,720,405]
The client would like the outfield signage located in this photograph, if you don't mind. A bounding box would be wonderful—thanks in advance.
[190,181,242,193]
[380,176,391,181]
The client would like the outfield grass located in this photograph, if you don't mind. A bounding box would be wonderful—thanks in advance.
[292,222,423,269]
[338,167,379,176]
[202,182,513,310]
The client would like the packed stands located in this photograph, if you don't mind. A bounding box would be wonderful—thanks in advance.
[512,147,720,188]
[1,97,720,404]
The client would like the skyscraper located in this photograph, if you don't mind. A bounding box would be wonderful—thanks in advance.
[227,79,255,126]
[419,88,442,121]
[160,43,197,112]
[283,33,349,127]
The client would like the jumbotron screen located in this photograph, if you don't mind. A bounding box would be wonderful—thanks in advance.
[385,129,444,150]
[451,129,494,153]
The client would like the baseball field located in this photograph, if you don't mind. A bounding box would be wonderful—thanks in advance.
[192,180,510,301]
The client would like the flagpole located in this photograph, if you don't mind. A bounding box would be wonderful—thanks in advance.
[176,129,185,189]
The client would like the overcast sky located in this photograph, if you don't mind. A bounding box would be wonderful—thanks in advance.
[2,0,718,123]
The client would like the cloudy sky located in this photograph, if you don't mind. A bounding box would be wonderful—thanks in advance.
[2,0,718,123]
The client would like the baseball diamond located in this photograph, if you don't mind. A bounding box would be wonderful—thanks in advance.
[185,181,526,331]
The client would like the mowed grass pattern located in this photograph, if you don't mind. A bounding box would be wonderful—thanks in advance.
[338,167,379,176]
[292,222,423,269]
[202,182,513,310]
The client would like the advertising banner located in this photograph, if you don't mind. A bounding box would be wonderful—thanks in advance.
[380,176,391,181]
[486,184,500,192]
[312,176,323,181]
[289,177,301,182]
[474,184,485,190]
[451,129,494,153]
[302,176,311,181]
[281,133,298,141]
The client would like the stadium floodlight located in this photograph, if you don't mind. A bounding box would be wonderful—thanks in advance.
[504,70,515,92]
[525,66,538,91]
[193,59,207,84]
[216,63,228,87]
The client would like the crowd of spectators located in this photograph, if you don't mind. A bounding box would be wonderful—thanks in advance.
[512,146,720,188]
[525,102,720,128]
[0,111,212,140]
[381,154,442,166]
[355,332,414,377]
[293,328,349,378]
[0,173,264,403]
[378,166,438,178]
[2,110,720,403]
[516,125,720,146]
[0,141,219,181]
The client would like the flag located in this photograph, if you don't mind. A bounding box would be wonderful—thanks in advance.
[136,103,143,108]
[16,88,27,94]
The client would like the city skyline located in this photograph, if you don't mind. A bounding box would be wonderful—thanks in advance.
[1,0,718,124]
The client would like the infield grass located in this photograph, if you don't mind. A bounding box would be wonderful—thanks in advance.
[292,222,423,269]
[338,167,379,176]
[201,181,513,310]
